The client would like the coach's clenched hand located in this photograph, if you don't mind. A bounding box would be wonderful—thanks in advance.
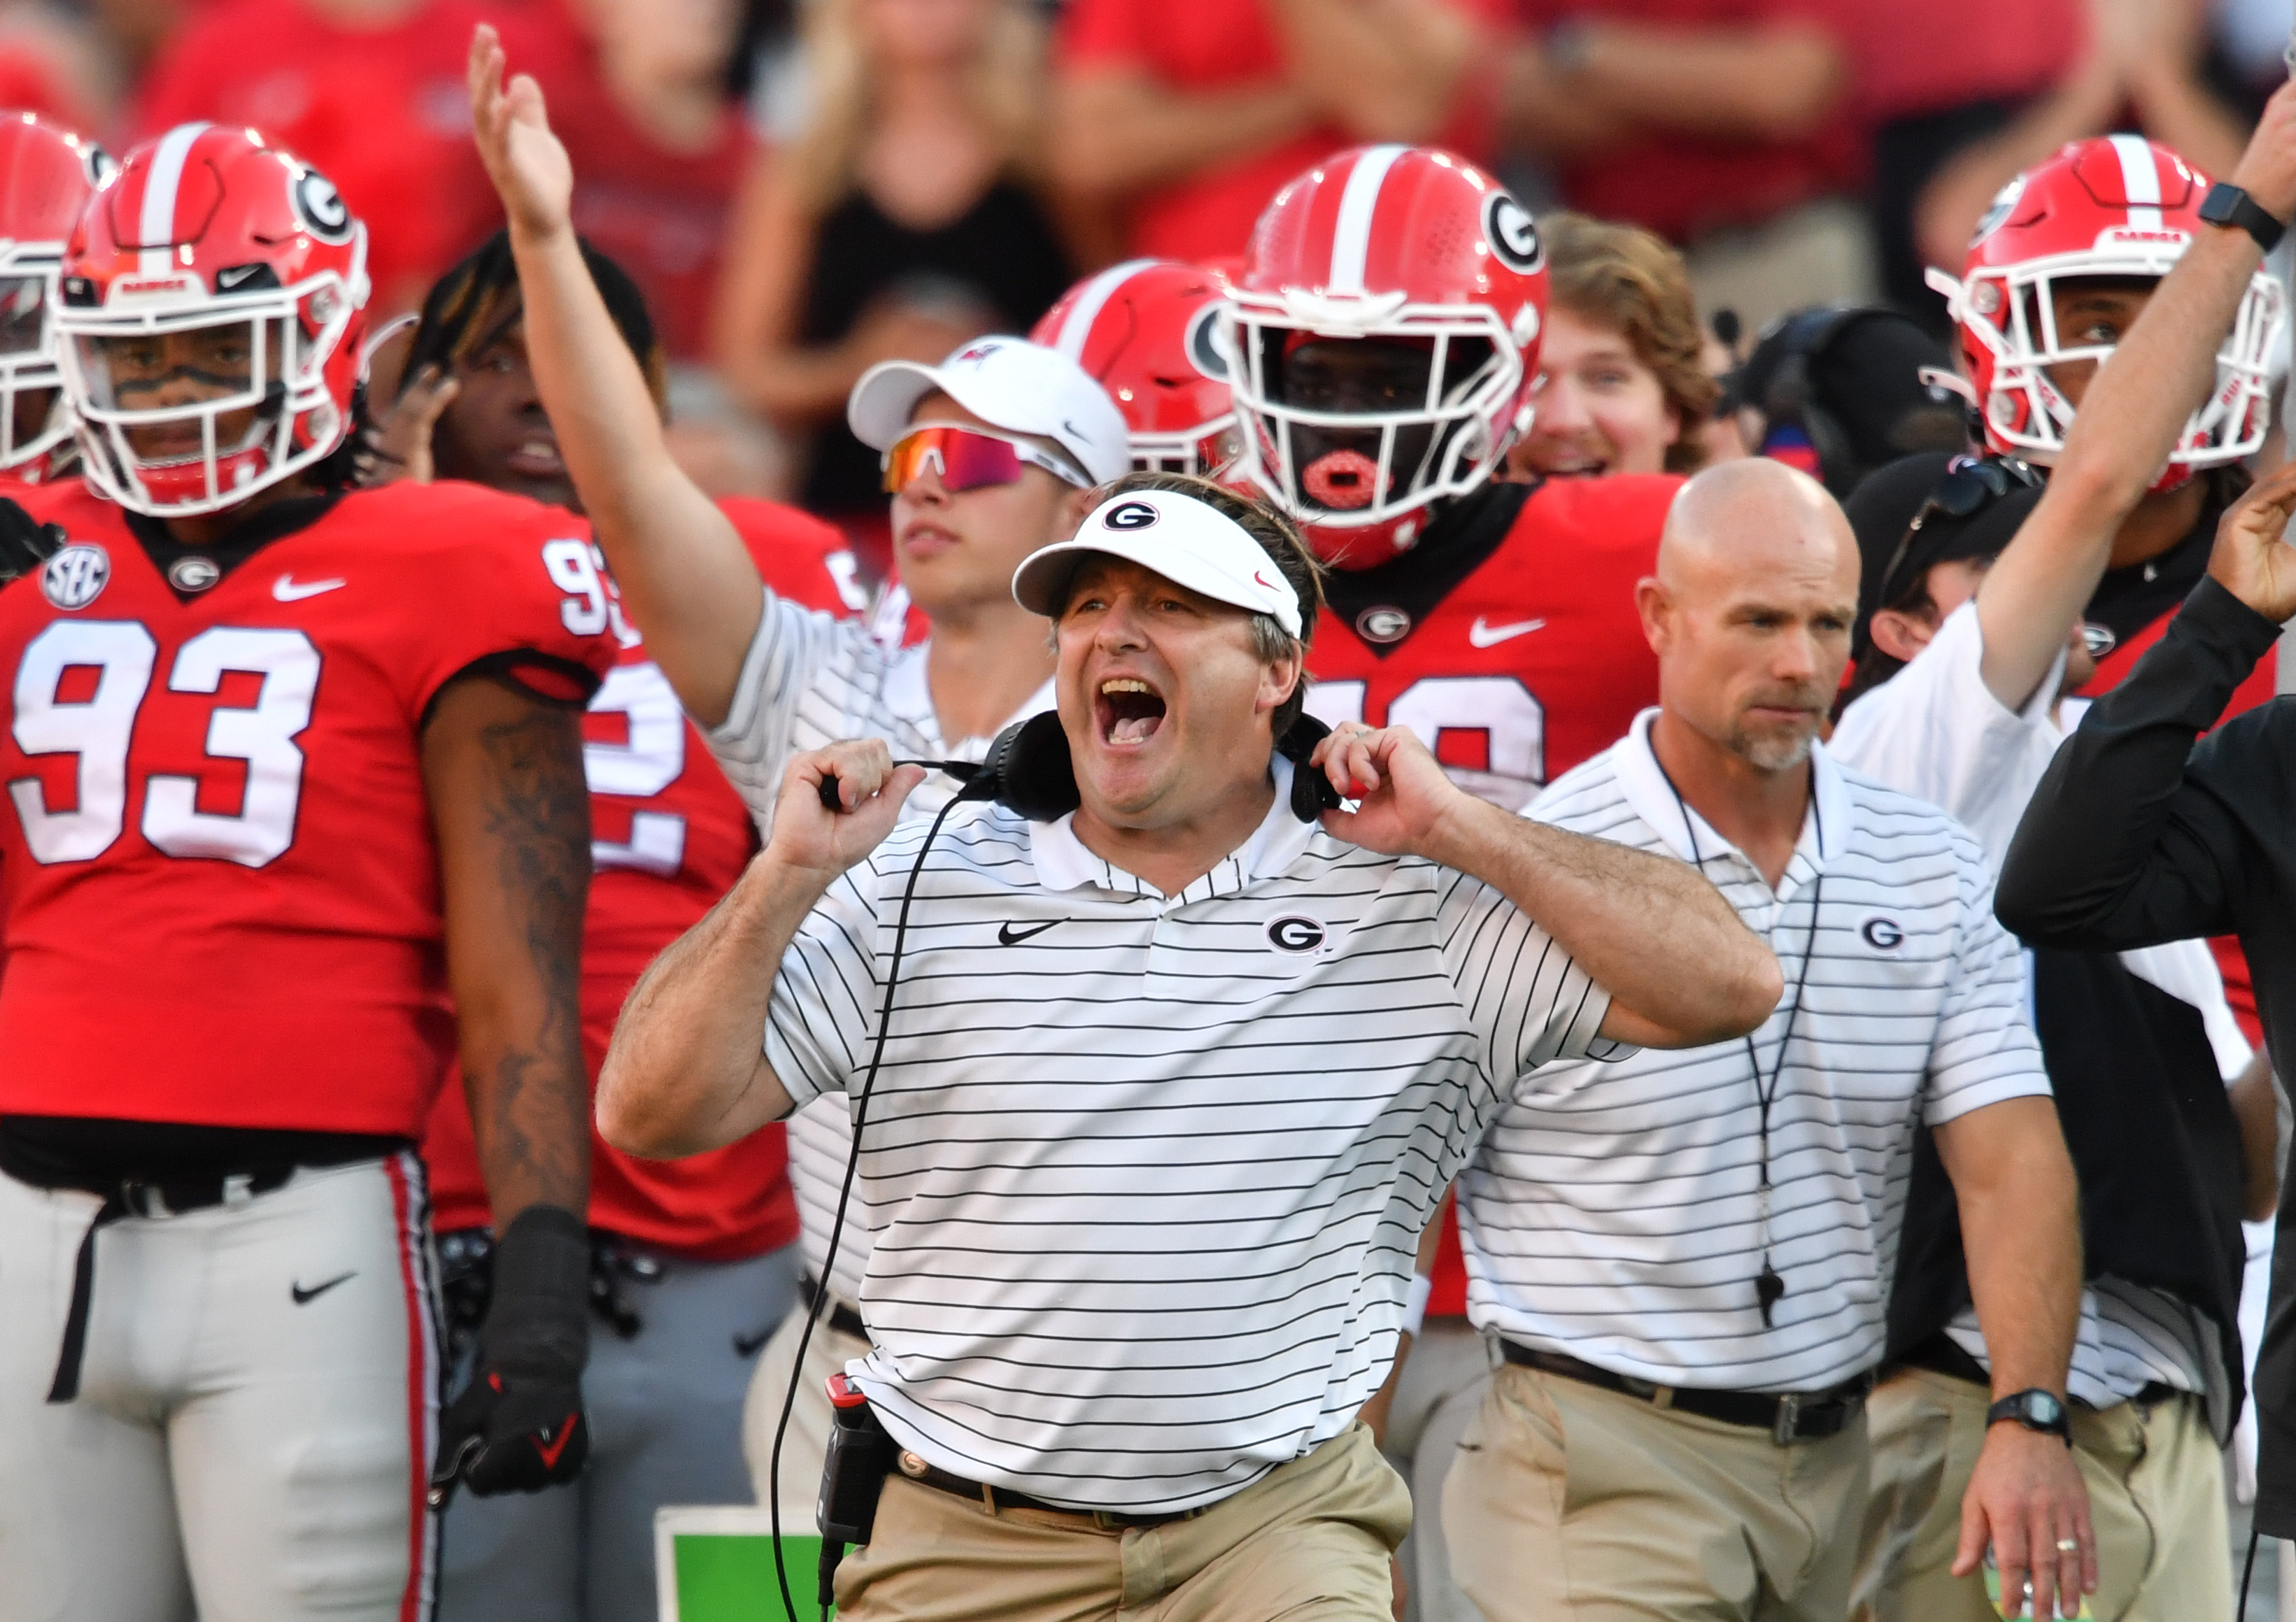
[776,741,927,888]
[1312,721,1469,858]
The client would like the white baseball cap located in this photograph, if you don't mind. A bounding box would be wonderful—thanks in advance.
[1012,490,1304,636]
[848,336,1132,486]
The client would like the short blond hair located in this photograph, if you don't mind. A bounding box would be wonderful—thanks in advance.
[1543,213,1717,474]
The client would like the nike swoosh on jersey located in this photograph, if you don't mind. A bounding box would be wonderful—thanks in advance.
[998,920,1061,945]
[291,1272,355,1304]
[1468,616,1546,648]
[274,574,347,602]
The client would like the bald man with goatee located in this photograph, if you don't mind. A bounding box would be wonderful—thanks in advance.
[1444,461,2093,1622]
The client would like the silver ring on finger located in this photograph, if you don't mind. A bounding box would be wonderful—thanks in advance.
[2055,1538,2079,1555]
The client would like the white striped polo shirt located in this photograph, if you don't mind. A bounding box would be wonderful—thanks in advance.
[763,760,1624,1511]
[1458,711,2050,1393]
[705,589,1054,1300]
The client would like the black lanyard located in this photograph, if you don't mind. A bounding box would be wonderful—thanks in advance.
[1656,760,1823,1329]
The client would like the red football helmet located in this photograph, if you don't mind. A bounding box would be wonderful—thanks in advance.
[1930,134,2282,479]
[54,122,370,517]
[0,113,111,480]
[1226,145,1545,567]
[1031,259,1239,476]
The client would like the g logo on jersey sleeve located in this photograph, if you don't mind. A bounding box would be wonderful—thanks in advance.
[41,543,108,610]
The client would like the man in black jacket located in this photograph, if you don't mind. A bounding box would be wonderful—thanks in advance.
[2001,457,2296,1537]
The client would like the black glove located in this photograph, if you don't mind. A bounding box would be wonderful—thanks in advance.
[0,498,62,584]
[427,1204,590,1507]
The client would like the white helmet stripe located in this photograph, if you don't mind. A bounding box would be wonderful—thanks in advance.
[2109,132,2163,233]
[1050,259,1158,360]
[1327,145,1407,295]
[139,122,210,278]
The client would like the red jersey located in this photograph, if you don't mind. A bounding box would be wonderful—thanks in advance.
[1056,0,1505,262]
[1307,474,1675,1315]
[423,499,856,1258]
[1305,475,1673,809]
[0,480,617,1135]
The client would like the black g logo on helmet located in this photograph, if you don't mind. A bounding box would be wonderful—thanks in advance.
[1186,304,1231,380]
[291,168,353,244]
[1483,192,1544,276]
[1104,499,1161,530]
[1268,916,1326,953]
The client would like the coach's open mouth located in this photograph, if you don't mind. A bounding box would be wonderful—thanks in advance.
[1096,677,1167,747]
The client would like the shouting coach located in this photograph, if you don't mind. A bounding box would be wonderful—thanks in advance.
[597,474,1780,1621]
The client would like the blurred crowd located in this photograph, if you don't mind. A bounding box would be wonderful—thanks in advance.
[0,0,2278,550]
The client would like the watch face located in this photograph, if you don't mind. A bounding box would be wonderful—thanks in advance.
[2025,1391,2065,1427]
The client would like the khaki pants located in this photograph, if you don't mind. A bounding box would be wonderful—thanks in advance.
[1380,1320,1491,1622]
[832,1422,1411,1622]
[1442,1362,1869,1622]
[1852,1367,2230,1622]
[739,1290,873,1529]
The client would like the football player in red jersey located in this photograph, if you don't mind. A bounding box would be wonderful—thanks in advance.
[0,125,618,1622]
[1929,133,2286,1039]
[375,226,860,1622]
[0,112,111,490]
[1221,144,1680,1622]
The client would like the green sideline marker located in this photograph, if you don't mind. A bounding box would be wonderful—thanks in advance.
[654,1507,830,1621]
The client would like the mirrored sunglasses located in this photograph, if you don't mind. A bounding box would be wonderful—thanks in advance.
[881,424,1089,495]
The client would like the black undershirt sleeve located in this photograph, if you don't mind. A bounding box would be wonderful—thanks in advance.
[1997,576,2283,949]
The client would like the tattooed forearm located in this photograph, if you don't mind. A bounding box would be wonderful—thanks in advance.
[426,674,594,1223]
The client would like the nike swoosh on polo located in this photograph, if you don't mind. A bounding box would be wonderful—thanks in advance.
[1468,616,1546,648]
[291,1272,355,1305]
[274,574,346,602]
[998,920,1061,945]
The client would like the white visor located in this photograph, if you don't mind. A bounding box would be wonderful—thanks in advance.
[1012,491,1303,637]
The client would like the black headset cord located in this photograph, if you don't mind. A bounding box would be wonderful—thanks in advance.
[770,785,970,1622]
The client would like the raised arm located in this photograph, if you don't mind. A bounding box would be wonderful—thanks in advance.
[597,741,926,1159]
[467,25,760,728]
[1996,462,2296,949]
[1315,725,1783,1048]
[1969,73,2296,712]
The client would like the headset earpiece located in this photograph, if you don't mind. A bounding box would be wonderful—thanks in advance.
[969,711,1082,823]
[1277,715,1343,821]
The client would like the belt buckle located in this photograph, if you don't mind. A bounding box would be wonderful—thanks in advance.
[1772,1392,1801,1446]
[120,1179,166,1219]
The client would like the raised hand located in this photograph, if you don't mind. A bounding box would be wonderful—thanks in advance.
[1312,722,1471,859]
[467,23,572,243]
[771,740,927,888]
[2207,455,2296,624]
[363,363,460,486]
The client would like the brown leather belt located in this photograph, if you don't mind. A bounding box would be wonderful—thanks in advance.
[1501,1341,1871,1445]
[891,1449,1212,1530]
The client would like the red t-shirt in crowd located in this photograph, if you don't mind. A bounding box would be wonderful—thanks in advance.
[422,499,858,1260]
[1307,473,1677,1313]
[1057,0,1507,264]
[129,0,584,312]
[1835,0,2076,125]
[541,53,756,361]
[0,480,616,1135]
[1512,0,1864,246]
